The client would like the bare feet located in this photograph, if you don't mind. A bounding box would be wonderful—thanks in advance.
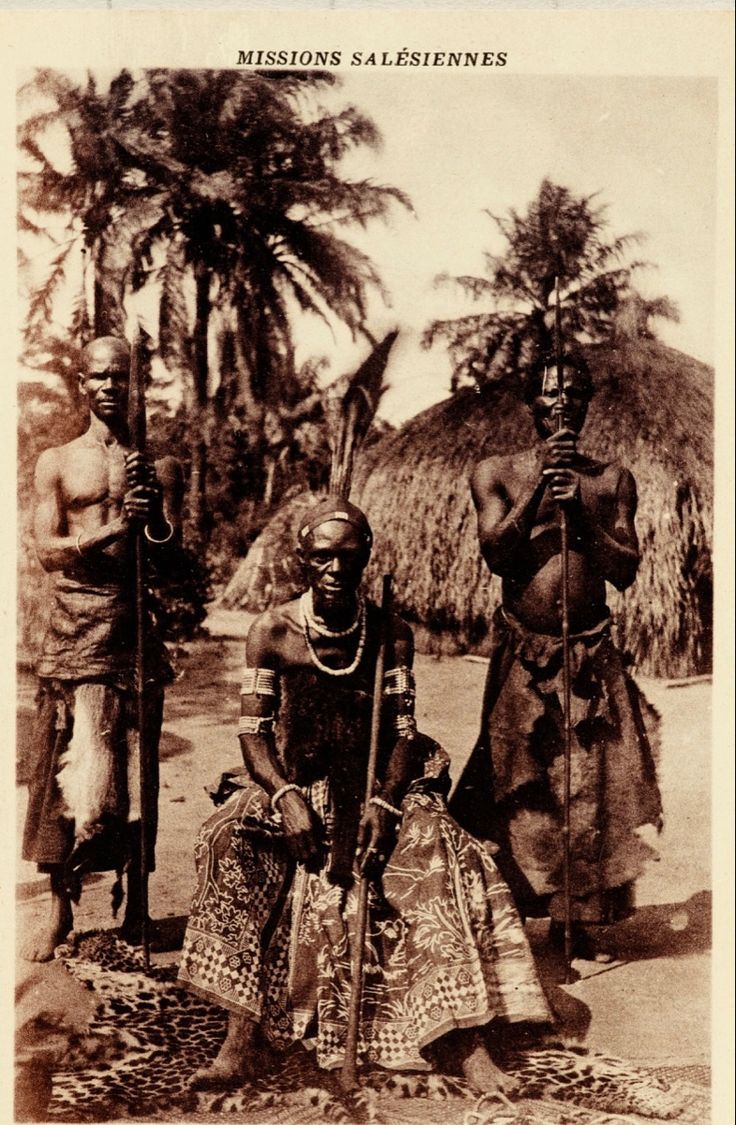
[441,1028,519,1098]
[20,885,73,963]
[189,1013,256,1091]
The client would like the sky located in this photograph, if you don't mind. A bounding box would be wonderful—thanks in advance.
[290,72,718,423]
[18,70,719,426]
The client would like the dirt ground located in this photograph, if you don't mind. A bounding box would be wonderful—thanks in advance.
[15,608,713,1115]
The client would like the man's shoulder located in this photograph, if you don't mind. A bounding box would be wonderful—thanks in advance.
[34,435,87,481]
[37,434,85,461]
[580,456,634,485]
[249,600,300,642]
[471,448,537,489]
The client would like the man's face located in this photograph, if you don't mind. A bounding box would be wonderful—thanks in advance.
[301,520,369,612]
[80,340,130,424]
[532,365,591,438]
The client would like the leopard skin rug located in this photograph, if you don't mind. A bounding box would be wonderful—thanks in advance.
[40,931,708,1125]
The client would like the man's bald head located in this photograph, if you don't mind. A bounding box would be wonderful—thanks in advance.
[81,336,131,374]
[79,337,131,426]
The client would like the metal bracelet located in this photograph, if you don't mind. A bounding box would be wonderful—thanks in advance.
[271,783,303,813]
[75,532,86,557]
[369,796,403,818]
[144,520,174,544]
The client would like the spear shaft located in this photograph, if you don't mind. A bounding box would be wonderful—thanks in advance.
[341,574,392,1092]
[554,276,574,984]
[128,327,151,971]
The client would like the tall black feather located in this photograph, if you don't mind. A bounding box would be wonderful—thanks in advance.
[325,330,398,501]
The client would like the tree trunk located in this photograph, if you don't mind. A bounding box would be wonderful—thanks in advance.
[188,264,211,552]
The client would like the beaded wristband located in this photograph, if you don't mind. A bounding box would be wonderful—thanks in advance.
[394,714,418,738]
[144,519,174,544]
[369,796,402,818]
[271,783,303,812]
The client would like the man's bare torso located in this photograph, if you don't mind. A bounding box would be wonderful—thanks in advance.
[474,448,628,634]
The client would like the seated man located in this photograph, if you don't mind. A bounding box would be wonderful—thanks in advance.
[178,499,551,1094]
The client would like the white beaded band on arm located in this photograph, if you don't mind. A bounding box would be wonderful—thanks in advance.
[271,783,303,813]
[369,796,403,818]
[237,715,275,737]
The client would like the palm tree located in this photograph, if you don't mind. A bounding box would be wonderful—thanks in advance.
[18,68,411,546]
[17,68,159,346]
[127,69,410,545]
[423,178,679,394]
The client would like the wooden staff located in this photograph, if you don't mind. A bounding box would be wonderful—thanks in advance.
[554,276,574,984]
[128,325,152,971]
[340,574,392,1092]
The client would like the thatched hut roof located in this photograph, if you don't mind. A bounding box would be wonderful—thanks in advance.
[223,340,712,678]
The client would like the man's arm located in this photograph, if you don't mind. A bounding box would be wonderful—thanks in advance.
[238,613,322,866]
[33,449,127,572]
[471,456,546,578]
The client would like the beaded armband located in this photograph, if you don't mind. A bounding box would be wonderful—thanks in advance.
[383,666,418,738]
[240,667,278,698]
[239,668,278,739]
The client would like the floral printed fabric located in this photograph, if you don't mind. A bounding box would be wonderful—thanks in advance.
[178,766,551,1072]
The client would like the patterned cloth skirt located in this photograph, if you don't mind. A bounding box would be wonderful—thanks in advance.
[178,774,551,1072]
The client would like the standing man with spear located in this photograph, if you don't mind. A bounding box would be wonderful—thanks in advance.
[21,335,183,962]
[450,334,663,966]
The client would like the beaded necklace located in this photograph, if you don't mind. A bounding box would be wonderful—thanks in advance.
[300,594,367,677]
[299,590,363,638]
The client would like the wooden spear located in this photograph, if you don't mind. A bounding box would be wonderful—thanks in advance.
[554,276,574,984]
[128,324,152,971]
[340,574,392,1092]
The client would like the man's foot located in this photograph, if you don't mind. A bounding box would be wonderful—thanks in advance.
[189,1013,256,1091]
[20,895,73,963]
[451,1029,519,1097]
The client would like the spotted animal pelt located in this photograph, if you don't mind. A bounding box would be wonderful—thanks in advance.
[47,930,696,1124]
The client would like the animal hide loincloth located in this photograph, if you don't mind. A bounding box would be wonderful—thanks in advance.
[22,575,170,876]
[450,608,663,923]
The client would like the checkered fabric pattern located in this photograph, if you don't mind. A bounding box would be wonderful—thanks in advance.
[178,775,550,1071]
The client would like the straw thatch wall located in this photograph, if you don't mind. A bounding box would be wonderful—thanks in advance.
[224,341,712,679]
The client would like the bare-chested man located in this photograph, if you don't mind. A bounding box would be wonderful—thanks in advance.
[21,336,183,961]
[450,354,662,960]
[178,499,550,1095]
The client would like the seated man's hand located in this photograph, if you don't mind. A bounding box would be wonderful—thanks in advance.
[356,805,398,877]
[278,791,323,868]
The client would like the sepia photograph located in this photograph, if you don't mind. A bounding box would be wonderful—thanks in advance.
[7,10,732,1125]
